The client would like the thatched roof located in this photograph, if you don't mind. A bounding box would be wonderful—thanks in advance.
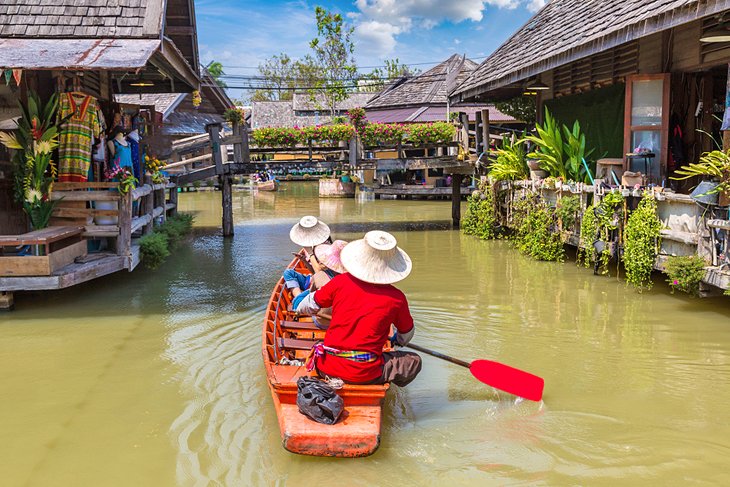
[368,54,477,109]
[452,0,730,101]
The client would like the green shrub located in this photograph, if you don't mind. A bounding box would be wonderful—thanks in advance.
[623,193,662,290]
[405,122,456,145]
[360,123,405,146]
[139,213,194,269]
[140,232,170,270]
[511,192,564,262]
[665,255,707,296]
[462,184,497,240]
[578,191,623,273]
[555,195,581,230]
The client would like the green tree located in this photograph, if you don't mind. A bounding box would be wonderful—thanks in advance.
[206,61,227,88]
[308,6,357,116]
[359,58,419,92]
[495,96,536,126]
[254,53,296,101]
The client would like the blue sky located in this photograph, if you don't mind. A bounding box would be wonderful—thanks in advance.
[195,0,544,97]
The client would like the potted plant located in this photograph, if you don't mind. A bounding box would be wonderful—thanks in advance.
[0,91,64,230]
[671,149,730,206]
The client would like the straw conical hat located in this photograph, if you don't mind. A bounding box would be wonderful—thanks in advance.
[340,231,412,284]
[314,240,348,274]
[290,216,330,247]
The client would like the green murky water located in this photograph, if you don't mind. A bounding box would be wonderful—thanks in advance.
[2,182,730,486]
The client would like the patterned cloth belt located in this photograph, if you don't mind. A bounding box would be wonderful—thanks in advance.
[306,342,378,372]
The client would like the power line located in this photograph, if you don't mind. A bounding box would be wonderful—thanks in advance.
[219,55,488,72]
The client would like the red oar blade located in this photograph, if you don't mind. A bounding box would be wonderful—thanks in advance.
[470,360,544,402]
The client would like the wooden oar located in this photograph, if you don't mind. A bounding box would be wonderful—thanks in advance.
[405,343,544,402]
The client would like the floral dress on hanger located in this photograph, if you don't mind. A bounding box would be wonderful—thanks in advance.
[57,92,104,182]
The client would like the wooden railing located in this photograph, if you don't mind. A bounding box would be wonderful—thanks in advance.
[50,180,177,269]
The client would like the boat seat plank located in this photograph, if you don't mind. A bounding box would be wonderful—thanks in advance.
[279,337,317,350]
[281,320,321,331]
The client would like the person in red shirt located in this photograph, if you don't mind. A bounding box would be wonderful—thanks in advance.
[299,231,422,386]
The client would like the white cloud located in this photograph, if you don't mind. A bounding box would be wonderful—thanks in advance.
[355,20,404,57]
[527,0,547,12]
[352,0,542,56]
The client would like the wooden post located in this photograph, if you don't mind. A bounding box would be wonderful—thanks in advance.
[155,187,166,224]
[481,109,490,154]
[452,173,463,228]
[221,174,234,237]
[242,121,251,164]
[207,123,223,175]
[475,111,483,155]
[232,121,243,163]
[116,191,132,260]
[0,291,14,311]
[459,112,470,155]
[169,184,178,217]
[349,136,358,169]
[143,176,154,235]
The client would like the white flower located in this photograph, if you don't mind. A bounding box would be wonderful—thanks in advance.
[25,188,43,203]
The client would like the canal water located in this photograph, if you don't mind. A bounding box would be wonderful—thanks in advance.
[2,182,730,486]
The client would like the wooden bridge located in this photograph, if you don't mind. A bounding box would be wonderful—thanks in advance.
[162,116,478,235]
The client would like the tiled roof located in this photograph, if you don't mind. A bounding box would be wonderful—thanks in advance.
[292,92,375,111]
[252,92,379,128]
[0,0,165,38]
[453,0,730,100]
[367,54,477,109]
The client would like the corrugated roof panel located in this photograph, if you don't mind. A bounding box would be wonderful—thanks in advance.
[0,38,160,69]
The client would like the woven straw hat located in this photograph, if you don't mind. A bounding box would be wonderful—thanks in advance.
[289,216,330,247]
[340,231,412,284]
[314,240,348,274]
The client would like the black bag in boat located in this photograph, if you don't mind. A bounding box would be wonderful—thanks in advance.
[296,376,344,425]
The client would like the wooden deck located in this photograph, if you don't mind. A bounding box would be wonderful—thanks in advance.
[0,179,175,300]
[0,246,139,291]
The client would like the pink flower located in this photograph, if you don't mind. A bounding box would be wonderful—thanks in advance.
[673,280,678,285]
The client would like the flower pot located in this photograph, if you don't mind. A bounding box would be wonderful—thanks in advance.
[527,159,541,171]
[689,181,720,205]
[530,170,547,181]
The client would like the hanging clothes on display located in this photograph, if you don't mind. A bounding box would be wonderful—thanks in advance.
[112,138,133,172]
[57,92,104,182]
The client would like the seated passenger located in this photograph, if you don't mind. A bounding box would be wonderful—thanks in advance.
[298,231,422,387]
[290,240,347,329]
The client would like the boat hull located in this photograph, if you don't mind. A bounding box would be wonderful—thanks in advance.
[262,257,388,457]
[256,180,278,191]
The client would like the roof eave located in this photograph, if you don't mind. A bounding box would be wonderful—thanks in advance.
[452,0,730,101]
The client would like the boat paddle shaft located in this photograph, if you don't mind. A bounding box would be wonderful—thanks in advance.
[405,342,471,368]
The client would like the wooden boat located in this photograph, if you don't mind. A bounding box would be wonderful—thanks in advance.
[256,179,278,192]
[262,256,389,457]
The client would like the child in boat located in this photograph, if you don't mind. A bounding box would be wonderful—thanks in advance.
[283,216,336,326]
[298,231,422,387]
[290,240,347,329]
